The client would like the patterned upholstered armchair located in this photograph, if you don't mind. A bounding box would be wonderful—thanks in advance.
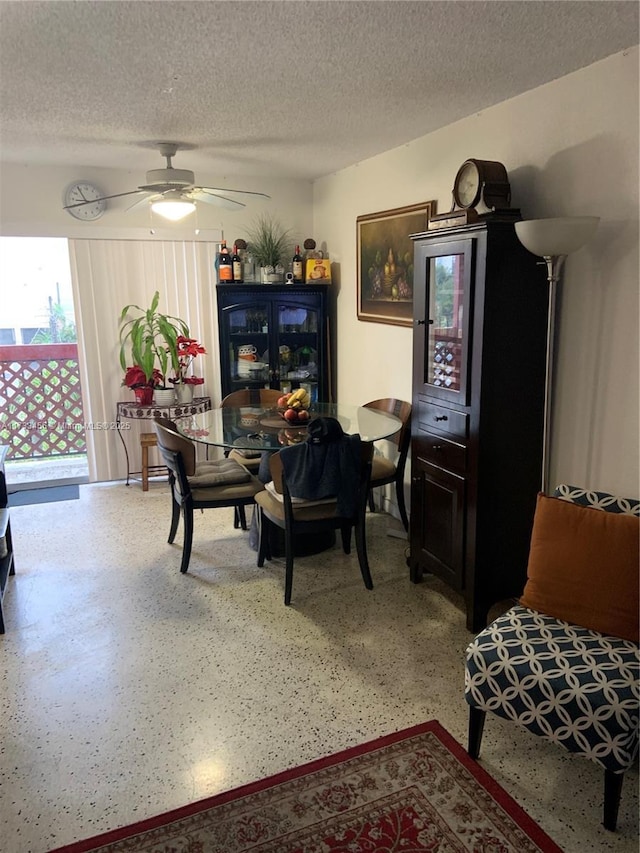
[465,485,640,831]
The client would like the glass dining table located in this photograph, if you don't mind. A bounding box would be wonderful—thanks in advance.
[173,402,403,557]
[173,402,402,453]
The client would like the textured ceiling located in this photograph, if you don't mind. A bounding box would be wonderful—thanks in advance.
[0,1,637,182]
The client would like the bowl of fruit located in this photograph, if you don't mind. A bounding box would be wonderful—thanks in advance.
[276,388,311,425]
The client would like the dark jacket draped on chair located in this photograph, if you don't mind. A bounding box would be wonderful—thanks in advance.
[279,433,362,517]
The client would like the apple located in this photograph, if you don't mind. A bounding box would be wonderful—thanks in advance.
[296,409,310,422]
[283,408,299,423]
[277,394,290,409]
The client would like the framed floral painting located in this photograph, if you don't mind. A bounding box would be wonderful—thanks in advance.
[357,201,436,326]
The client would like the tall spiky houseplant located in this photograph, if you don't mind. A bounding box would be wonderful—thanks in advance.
[118,291,190,388]
[246,215,293,282]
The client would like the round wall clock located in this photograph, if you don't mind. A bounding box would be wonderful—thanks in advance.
[64,182,107,220]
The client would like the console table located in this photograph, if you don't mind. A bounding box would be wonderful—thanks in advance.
[116,396,212,487]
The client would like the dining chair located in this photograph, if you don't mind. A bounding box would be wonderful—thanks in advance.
[220,389,282,528]
[153,418,264,573]
[363,398,411,531]
[221,388,283,407]
[221,388,282,471]
[254,423,374,605]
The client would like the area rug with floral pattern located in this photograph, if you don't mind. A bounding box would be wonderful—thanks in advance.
[50,721,562,853]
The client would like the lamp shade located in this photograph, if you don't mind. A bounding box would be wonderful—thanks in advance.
[515,217,599,257]
[151,192,196,222]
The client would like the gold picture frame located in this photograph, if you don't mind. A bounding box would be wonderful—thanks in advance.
[357,201,436,326]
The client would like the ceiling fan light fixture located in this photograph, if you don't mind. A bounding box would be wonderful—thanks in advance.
[63,144,269,219]
[151,196,196,221]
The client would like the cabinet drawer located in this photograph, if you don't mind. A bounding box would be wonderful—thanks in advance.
[416,432,467,473]
[418,401,468,441]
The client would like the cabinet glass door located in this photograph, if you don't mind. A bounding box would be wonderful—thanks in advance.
[276,301,321,401]
[417,238,473,405]
[224,302,271,387]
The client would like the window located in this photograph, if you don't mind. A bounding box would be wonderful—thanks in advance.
[20,327,41,344]
[0,237,76,344]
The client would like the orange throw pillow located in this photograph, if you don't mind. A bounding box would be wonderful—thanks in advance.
[519,493,640,642]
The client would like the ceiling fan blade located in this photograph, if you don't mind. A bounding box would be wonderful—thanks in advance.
[63,189,146,210]
[188,189,246,210]
[197,186,271,200]
[126,192,156,212]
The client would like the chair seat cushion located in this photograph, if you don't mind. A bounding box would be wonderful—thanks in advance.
[228,448,261,471]
[264,480,335,507]
[255,488,339,522]
[370,455,396,484]
[190,476,263,503]
[465,605,640,773]
[187,458,251,487]
[230,438,263,459]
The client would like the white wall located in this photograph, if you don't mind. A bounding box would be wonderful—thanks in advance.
[313,47,639,497]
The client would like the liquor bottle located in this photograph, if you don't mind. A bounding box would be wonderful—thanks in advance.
[292,245,304,283]
[218,241,233,282]
[232,244,243,283]
[244,252,255,282]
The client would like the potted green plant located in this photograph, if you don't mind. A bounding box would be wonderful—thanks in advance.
[118,291,190,403]
[245,215,293,283]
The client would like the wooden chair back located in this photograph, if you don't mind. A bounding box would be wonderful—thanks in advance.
[221,389,282,407]
[363,398,411,453]
[153,417,197,476]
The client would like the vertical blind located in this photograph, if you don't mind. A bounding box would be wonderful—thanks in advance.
[68,239,220,482]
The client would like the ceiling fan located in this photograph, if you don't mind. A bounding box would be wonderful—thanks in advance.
[63,142,271,221]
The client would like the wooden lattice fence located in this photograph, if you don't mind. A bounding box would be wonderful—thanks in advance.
[0,344,86,459]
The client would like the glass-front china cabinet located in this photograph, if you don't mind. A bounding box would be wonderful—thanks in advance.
[216,283,332,402]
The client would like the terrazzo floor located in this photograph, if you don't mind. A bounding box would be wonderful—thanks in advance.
[0,480,637,853]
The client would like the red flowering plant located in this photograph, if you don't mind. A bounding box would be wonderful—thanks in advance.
[122,365,163,389]
[170,336,206,386]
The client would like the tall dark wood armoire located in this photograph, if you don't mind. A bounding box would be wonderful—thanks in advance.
[409,221,549,632]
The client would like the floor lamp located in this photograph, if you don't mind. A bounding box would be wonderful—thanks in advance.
[514,216,599,494]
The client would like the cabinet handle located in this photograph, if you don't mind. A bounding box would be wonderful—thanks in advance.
[432,444,442,451]
[416,319,426,326]
[434,415,448,422]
